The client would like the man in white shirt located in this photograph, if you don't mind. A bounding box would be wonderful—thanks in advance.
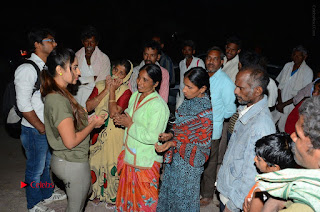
[74,26,111,108]
[222,36,242,83]
[176,40,205,108]
[14,28,65,212]
[273,45,313,132]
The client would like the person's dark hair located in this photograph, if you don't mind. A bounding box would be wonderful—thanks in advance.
[113,59,131,75]
[292,45,308,56]
[151,33,164,44]
[239,51,260,67]
[226,35,242,49]
[255,132,296,169]
[80,26,100,43]
[143,40,161,55]
[207,46,225,60]
[182,40,196,50]
[28,28,55,53]
[139,64,162,91]
[240,64,269,95]
[299,96,320,149]
[184,67,210,96]
[41,47,86,130]
[239,50,268,70]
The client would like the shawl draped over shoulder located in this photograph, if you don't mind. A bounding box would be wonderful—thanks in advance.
[164,95,213,167]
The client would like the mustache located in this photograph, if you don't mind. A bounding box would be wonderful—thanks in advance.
[145,60,152,64]
[85,46,94,51]
[235,94,242,100]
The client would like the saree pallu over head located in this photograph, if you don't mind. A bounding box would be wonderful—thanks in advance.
[164,95,213,167]
[95,61,133,116]
[89,60,133,203]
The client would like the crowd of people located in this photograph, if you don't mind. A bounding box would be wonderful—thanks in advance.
[13,26,320,212]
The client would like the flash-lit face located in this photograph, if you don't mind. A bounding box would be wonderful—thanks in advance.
[291,115,320,169]
[182,77,204,100]
[70,57,80,84]
[225,42,240,61]
[112,65,127,80]
[137,69,157,94]
[234,71,254,105]
[143,48,160,64]
[82,36,98,58]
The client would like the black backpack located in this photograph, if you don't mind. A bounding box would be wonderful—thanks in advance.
[2,60,41,138]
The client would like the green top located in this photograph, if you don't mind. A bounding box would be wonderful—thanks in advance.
[44,93,89,162]
[123,91,170,168]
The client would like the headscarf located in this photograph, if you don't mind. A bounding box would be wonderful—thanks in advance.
[95,60,133,116]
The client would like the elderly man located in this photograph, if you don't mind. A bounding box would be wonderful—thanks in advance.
[258,96,320,212]
[200,46,236,206]
[217,65,276,212]
[129,40,169,102]
[74,26,111,107]
[273,45,313,132]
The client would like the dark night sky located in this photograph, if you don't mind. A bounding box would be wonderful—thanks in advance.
[0,0,319,70]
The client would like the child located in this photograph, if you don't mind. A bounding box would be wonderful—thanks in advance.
[243,132,296,212]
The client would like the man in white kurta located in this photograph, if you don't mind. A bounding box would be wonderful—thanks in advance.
[222,54,240,83]
[75,46,110,107]
[176,40,205,108]
[273,49,313,132]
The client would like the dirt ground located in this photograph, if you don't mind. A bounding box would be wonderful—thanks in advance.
[0,124,219,212]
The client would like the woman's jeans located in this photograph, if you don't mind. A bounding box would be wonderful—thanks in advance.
[51,155,91,212]
[21,125,53,209]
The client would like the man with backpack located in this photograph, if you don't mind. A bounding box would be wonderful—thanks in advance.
[14,28,65,212]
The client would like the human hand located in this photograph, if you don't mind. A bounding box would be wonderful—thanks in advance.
[37,124,46,134]
[155,141,175,153]
[243,198,251,212]
[110,78,123,91]
[158,132,173,142]
[89,114,108,128]
[104,75,112,90]
[113,112,133,128]
[275,102,284,113]
[223,206,232,212]
[261,198,286,212]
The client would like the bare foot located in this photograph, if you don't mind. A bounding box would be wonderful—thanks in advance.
[92,198,100,205]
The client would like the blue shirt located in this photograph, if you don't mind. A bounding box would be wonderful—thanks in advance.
[217,96,276,211]
[209,68,236,139]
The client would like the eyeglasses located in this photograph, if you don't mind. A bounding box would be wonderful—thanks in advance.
[42,38,56,43]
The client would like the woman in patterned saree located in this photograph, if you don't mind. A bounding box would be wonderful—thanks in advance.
[113,64,170,212]
[156,67,213,212]
[89,59,132,208]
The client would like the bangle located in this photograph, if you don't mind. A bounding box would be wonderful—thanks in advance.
[109,99,116,103]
